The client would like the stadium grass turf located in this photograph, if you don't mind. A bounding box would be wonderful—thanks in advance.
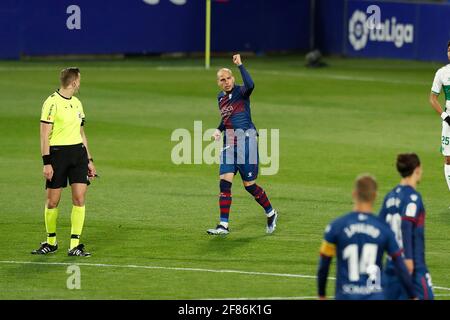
[0,55,449,299]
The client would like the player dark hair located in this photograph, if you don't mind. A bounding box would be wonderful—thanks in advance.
[60,67,80,88]
[354,174,377,203]
[448,41,450,49]
[396,153,421,178]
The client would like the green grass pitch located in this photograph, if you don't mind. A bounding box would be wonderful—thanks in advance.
[0,55,449,299]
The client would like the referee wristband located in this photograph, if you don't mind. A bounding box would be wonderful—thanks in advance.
[441,112,449,120]
[42,154,52,165]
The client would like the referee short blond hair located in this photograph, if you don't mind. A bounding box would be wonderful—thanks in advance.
[60,67,80,88]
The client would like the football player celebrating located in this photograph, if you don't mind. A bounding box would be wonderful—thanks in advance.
[207,54,277,235]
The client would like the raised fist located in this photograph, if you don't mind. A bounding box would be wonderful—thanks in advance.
[233,54,242,66]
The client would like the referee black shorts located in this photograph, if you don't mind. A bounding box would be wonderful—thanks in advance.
[46,143,90,189]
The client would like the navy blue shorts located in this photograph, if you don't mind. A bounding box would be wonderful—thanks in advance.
[383,270,434,300]
[219,135,258,182]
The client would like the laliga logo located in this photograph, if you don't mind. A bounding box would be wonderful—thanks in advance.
[348,10,369,51]
[348,8,414,51]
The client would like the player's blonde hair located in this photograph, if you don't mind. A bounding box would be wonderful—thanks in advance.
[354,174,377,203]
[217,68,233,79]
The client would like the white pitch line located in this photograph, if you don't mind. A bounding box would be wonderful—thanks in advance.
[2,260,449,292]
[253,69,428,85]
[155,66,205,71]
[434,286,450,291]
[0,260,325,280]
[0,65,428,86]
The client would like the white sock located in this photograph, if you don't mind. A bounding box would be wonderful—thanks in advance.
[266,209,275,218]
[445,165,450,191]
[220,221,229,229]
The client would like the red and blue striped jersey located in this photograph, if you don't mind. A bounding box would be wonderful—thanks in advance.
[217,65,256,133]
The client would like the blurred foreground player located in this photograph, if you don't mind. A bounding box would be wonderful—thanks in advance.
[31,67,96,257]
[207,54,277,235]
[317,175,416,300]
[379,153,434,300]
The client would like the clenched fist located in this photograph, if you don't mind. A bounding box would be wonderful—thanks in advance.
[233,54,242,66]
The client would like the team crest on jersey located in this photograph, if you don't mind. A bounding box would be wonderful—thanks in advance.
[410,194,418,202]
[358,214,368,221]
[229,94,232,99]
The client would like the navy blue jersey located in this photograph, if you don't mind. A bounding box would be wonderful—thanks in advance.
[217,65,256,134]
[323,212,402,299]
[379,185,428,273]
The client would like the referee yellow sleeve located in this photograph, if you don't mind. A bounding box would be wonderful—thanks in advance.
[79,101,85,119]
[320,240,336,257]
[40,99,56,123]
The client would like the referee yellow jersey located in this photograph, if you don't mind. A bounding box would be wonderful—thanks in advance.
[40,90,85,146]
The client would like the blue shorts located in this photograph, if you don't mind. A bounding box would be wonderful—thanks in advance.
[383,270,434,300]
[219,135,258,182]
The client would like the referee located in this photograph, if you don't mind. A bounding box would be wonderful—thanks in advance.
[32,67,96,257]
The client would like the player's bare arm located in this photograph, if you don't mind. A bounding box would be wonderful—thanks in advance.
[430,92,450,130]
[429,92,443,115]
[40,122,53,181]
[429,92,449,127]
[405,259,414,274]
[80,126,97,179]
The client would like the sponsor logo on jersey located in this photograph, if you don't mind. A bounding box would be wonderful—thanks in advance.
[220,105,234,118]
